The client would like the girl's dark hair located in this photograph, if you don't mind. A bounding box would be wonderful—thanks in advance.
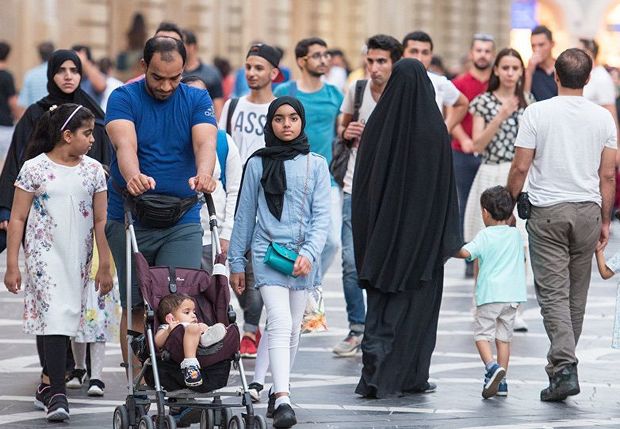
[487,48,527,108]
[25,103,95,160]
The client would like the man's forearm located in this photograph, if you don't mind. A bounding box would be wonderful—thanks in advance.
[600,174,615,224]
[445,104,467,133]
[506,164,527,201]
[117,145,141,183]
[194,139,216,177]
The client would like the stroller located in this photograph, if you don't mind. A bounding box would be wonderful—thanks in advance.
[112,194,267,429]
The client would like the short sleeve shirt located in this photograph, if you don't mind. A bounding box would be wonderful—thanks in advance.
[531,67,558,101]
[451,72,488,151]
[469,92,535,164]
[463,225,527,306]
[183,62,224,99]
[606,252,620,273]
[427,72,461,115]
[105,81,217,223]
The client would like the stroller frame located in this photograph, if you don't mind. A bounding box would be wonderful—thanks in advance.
[112,194,266,429]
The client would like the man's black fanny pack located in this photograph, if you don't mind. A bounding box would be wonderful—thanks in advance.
[113,180,198,228]
[131,193,198,228]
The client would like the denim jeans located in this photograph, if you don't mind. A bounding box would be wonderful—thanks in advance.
[341,193,366,330]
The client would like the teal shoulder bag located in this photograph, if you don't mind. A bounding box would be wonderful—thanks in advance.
[263,155,310,277]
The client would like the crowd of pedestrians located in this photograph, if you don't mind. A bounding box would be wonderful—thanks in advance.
[1,15,620,428]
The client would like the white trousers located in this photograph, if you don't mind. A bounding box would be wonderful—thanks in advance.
[259,286,307,394]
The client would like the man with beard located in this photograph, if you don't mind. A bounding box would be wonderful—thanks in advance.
[218,43,282,359]
[274,38,344,332]
[104,36,217,383]
[450,33,495,278]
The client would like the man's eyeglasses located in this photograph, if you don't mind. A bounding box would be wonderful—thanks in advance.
[304,52,332,61]
[473,33,495,42]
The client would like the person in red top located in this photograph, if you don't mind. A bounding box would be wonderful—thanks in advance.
[450,33,495,278]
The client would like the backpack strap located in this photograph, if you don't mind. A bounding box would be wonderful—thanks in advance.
[226,98,239,135]
[216,130,229,192]
[351,79,368,122]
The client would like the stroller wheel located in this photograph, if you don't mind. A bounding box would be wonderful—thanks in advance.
[227,415,245,429]
[248,415,266,429]
[161,415,177,429]
[113,405,130,429]
[138,415,155,429]
[220,408,232,429]
[200,409,215,429]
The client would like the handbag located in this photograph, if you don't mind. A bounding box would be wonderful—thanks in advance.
[329,79,367,187]
[263,155,310,277]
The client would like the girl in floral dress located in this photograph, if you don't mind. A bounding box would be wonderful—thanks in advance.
[4,103,113,422]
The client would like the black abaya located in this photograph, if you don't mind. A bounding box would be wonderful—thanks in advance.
[351,59,462,398]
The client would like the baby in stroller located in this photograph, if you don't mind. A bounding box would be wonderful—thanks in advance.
[154,293,227,387]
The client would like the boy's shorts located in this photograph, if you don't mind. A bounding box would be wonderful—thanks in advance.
[473,302,519,342]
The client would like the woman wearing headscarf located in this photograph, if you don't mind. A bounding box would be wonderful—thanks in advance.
[229,97,330,427]
[352,58,462,398]
[0,49,111,227]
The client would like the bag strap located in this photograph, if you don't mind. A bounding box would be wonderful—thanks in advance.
[216,130,229,191]
[167,266,178,294]
[226,98,239,135]
[351,79,367,122]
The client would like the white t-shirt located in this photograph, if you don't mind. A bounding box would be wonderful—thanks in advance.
[219,96,271,165]
[339,80,378,194]
[583,65,616,106]
[427,71,461,116]
[515,96,617,207]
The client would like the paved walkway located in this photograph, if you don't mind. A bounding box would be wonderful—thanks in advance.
[1,230,619,428]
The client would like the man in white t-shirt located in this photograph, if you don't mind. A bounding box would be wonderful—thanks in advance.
[402,31,468,132]
[218,43,282,358]
[331,35,403,357]
[508,48,617,403]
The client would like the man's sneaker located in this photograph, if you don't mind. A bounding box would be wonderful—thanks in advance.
[46,393,70,421]
[247,382,263,402]
[199,323,227,348]
[34,383,51,410]
[513,314,529,332]
[272,403,297,428]
[266,389,276,418]
[482,364,506,399]
[182,364,203,387]
[240,329,261,358]
[172,406,202,428]
[66,368,87,389]
[87,379,105,397]
[408,381,437,394]
[332,331,363,357]
[497,380,508,397]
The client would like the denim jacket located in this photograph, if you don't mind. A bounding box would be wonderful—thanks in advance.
[228,153,331,289]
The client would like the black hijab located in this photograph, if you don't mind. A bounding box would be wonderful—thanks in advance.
[37,49,105,119]
[351,58,462,293]
[247,96,310,220]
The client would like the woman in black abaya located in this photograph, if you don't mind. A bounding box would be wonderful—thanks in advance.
[352,58,462,398]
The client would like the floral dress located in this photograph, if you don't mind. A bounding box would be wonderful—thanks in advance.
[16,153,107,336]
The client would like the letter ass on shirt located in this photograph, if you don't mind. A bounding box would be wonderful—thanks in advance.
[219,96,270,165]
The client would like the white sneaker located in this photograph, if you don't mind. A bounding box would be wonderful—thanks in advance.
[87,379,105,397]
[200,323,226,347]
[66,369,87,389]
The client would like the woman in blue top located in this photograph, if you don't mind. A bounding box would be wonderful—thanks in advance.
[229,96,330,428]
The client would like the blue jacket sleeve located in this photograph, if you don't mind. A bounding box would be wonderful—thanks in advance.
[228,157,260,273]
[299,156,331,264]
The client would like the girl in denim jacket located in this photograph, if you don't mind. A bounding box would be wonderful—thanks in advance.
[229,96,330,428]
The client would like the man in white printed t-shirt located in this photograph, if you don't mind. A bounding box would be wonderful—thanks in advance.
[218,43,282,359]
[331,35,403,357]
[402,30,468,132]
[507,48,617,403]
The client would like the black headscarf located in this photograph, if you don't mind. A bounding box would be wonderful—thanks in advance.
[245,96,310,220]
[351,58,462,293]
[37,49,105,119]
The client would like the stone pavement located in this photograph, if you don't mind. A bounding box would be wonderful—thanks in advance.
[1,230,620,428]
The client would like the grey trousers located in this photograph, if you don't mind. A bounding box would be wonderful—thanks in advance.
[526,202,601,377]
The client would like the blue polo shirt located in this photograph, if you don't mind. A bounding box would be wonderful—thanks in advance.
[531,67,558,101]
[105,81,217,223]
